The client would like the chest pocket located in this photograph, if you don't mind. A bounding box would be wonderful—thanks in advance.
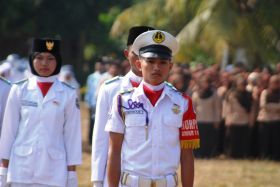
[20,100,38,124]
[124,113,147,145]
[161,114,182,146]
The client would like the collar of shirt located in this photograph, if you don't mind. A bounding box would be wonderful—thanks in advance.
[120,71,142,89]
[127,70,142,83]
[27,76,63,92]
[35,75,57,83]
[134,81,178,104]
[142,81,165,91]
[143,84,163,106]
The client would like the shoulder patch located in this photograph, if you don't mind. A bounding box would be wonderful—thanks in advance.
[119,88,134,95]
[105,76,121,85]
[14,78,28,85]
[61,81,75,89]
[0,76,11,85]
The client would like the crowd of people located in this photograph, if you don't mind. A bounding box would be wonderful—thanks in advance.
[85,56,280,161]
[168,62,280,160]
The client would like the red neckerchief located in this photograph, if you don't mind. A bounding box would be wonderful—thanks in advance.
[143,84,163,106]
[130,80,140,88]
[37,82,53,97]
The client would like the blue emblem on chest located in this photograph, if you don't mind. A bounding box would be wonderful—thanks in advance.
[123,99,144,115]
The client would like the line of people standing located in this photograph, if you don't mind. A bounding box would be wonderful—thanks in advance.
[167,62,280,161]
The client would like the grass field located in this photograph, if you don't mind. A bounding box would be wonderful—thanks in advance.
[78,103,280,187]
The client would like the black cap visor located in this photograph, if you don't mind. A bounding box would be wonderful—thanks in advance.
[139,45,172,59]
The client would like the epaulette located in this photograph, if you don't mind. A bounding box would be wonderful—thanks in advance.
[0,76,11,85]
[105,76,121,85]
[165,81,178,92]
[14,78,28,85]
[119,88,134,95]
[61,82,75,89]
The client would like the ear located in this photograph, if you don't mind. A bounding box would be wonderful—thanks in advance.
[169,62,173,71]
[135,58,142,72]
[123,49,129,58]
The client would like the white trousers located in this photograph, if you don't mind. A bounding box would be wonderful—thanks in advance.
[120,173,177,187]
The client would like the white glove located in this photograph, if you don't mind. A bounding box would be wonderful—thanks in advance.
[92,181,103,187]
[0,167,8,187]
[66,171,78,187]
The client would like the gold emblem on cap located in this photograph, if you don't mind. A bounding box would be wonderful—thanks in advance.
[46,41,54,51]
[172,104,181,114]
[153,31,165,43]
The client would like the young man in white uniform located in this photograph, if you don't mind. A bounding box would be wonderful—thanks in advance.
[91,26,154,187]
[106,30,200,187]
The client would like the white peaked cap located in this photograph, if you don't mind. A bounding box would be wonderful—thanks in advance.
[132,30,179,59]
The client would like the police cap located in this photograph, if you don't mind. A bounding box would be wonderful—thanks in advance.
[127,26,154,46]
[131,30,179,59]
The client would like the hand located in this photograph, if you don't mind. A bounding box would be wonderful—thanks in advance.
[66,171,78,187]
[92,181,103,187]
[0,167,8,187]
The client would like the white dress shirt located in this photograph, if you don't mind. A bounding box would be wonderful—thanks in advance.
[91,71,142,185]
[105,82,190,178]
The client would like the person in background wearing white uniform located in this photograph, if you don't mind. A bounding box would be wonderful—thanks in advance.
[58,65,81,100]
[91,26,154,187]
[0,76,11,136]
[84,61,104,145]
[0,38,82,187]
[0,62,12,81]
[106,30,200,187]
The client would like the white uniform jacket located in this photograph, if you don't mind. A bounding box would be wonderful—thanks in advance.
[0,76,82,187]
[91,71,140,183]
[0,77,11,136]
[105,82,189,177]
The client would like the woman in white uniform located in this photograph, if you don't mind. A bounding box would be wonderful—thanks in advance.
[0,38,82,187]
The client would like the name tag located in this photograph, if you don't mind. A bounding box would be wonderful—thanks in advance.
[125,110,144,115]
[21,100,38,107]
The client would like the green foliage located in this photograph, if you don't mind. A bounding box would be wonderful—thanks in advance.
[0,0,132,69]
[84,44,96,61]
[110,0,280,66]
[99,6,122,28]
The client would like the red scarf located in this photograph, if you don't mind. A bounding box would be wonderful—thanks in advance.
[143,84,163,106]
[130,80,140,88]
[37,82,53,97]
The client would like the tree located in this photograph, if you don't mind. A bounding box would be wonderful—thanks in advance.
[110,0,280,67]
